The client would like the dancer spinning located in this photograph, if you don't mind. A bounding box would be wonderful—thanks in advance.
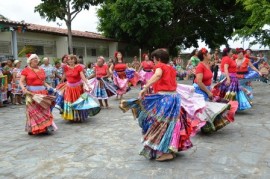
[212,48,251,111]
[88,56,116,108]
[110,52,128,100]
[235,48,262,102]
[120,49,205,161]
[193,48,238,133]
[110,51,138,100]
[138,53,154,93]
[62,55,100,122]
[19,54,57,135]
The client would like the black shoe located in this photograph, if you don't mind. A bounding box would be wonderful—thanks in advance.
[46,125,54,134]
[28,132,33,135]
[3,101,10,104]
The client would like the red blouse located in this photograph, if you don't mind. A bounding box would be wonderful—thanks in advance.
[153,62,177,93]
[95,64,108,78]
[220,56,237,73]
[142,61,154,70]
[63,65,83,83]
[244,54,250,59]
[194,62,213,86]
[237,58,250,73]
[114,63,127,72]
[21,67,46,86]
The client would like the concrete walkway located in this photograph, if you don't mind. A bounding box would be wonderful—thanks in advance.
[0,81,269,179]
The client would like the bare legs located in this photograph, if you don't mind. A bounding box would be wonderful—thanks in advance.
[99,99,109,108]
[12,94,23,105]
[116,94,123,100]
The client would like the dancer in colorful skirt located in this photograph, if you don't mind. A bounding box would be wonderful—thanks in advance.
[110,51,128,100]
[19,54,57,135]
[110,51,138,100]
[120,49,206,161]
[62,55,100,122]
[193,48,238,133]
[235,48,262,102]
[212,48,251,111]
[88,56,116,108]
[138,53,154,92]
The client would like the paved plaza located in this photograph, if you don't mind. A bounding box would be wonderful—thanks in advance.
[0,81,270,179]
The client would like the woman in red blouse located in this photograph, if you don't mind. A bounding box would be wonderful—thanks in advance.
[88,56,116,108]
[19,54,57,135]
[120,49,205,161]
[236,48,261,79]
[138,53,154,93]
[193,48,238,133]
[62,55,98,122]
[236,48,262,102]
[213,48,251,111]
[193,48,213,100]
[110,52,128,100]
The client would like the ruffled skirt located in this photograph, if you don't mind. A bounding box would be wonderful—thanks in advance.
[193,83,238,133]
[87,78,117,99]
[62,82,100,121]
[25,87,57,134]
[119,86,206,159]
[212,74,251,111]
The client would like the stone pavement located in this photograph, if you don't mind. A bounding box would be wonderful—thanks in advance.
[0,81,270,179]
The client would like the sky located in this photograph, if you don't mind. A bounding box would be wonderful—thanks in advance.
[0,0,99,32]
[0,0,269,52]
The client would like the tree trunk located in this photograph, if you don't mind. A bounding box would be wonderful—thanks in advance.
[66,1,73,54]
[66,21,73,54]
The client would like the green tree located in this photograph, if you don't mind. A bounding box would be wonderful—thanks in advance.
[236,0,270,46]
[97,0,250,54]
[0,14,8,20]
[35,0,103,54]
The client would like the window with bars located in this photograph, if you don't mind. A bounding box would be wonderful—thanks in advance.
[86,47,109,57]
[73,47,84,56]
[86,48,96,57]
[0,41,11,55]
[17,38,56,56]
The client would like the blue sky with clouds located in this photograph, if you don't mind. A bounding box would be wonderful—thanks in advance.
[0,0,99,32]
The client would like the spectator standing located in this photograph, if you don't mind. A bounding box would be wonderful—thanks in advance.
[40,57,55,87]
[53,61,63,87]
[2,59,14,104]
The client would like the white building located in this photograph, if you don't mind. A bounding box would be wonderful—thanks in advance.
[0,19,140,65]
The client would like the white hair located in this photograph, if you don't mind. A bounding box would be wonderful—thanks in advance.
[27,54,40,64]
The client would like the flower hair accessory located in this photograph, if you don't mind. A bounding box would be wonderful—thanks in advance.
[142,53,148,59]
[26,53,32,58]
[236,48,244,54]
[114,51,118,58]
[201,48,207,54]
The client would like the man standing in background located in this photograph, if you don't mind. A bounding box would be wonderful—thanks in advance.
[40,57,54,87]
[211,48,220,83]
